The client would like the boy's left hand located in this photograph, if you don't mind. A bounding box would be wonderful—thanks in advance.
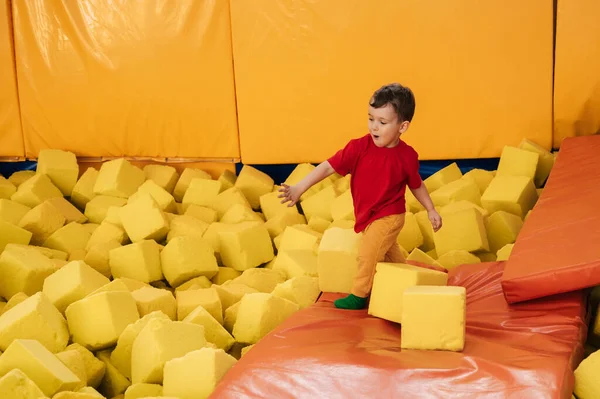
[428,209,442,232]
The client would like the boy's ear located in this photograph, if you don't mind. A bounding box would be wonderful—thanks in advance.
[399,121,410,134]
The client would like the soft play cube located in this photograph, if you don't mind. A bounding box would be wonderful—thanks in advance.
[85,240,121,278]
[401,286,466,351]
[423,162,462,192]
[263,212,307,239]
[43,222,91,256]
[574,349,600,399]
[368,263,448,324]
[259,191,301,221]
[45,197,87,224]
[143,164,179,194]
[406,248,442,267]
[161,236,218,287]
[307,215,331,233]
[184,204,218,224]
[439,200,489,218]
[496,244,514,261]
[166,215,209,243]
[518,138,555,187]
[18,201,66,246]
[218,169,237,191]
[119,195,169,243]
[71,168,98,211]
[182,179,222,209]
[86,222,127,250]
[109,240,163,283]
[397,212,424,252]
[231,268,286,294]
[183,305,235,351]
[300,185,337,222]
[283,163,322,201]
[124,383,163,399]
[461,168,495,194]
[93,159,145,198]
[0,199,30,225]
[84,195,128,224]
[317,227,362,293]
[218,222,274,271]
[414,211,435,252]
[234,165,274,210]
[430,178,481,207]
[173,168,212,202]
[496,145,539,181]
[223,302,239,333]
[481,175,538,218]
[211,267,241,285]
[272,276,320,309]
[55,349,87,390]
[129,180,176,213]
[175,276,212,292]
[0,221,32,252]
[272,250,318,279]
[8,170,35,187]
[176,287,222,322]
[36,149,79,196]
[330,190,354,221]
[279,225,322,253]
[485,211,524,253]
[10,174,62,209]
[220,203,263,224]
[433,208,489,256]
[96,349,131,397]
[213,284,258,311]
[65,343,106,388]
[0,244,55,298]
[2,293,29,314]
[436,250,481,270]
[131,286,177,320]
[0,368,46,399]
[210,187,252,219]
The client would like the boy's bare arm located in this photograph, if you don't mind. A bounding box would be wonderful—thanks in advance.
[279,161,335,206]
[410,181,443,231]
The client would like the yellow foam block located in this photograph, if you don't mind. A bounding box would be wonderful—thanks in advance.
[397,212,424,253]
[462,169,495,195]
[45,197,87,224]
[234,165,274,210]
[259,191,299,221]
[131,287,176,320]
[574,349,600,398]
[210,187,252,219]
[110,311,171,380]
[11,174,63,209]
[430,178,481,207]
[108,240,163,284]
[0,220,32,252]
[264,212,307,239]
[334,174,351,194]
[401,286,466,351]
[184,204,218,224]
[426,249,438,259]
[213,283,257,312]
[43,260,111,313]
[307,216,331,233]
[163,348,237,399]
[496,244,514,261]
[124,383,163,399]
[65,291,140,351]
[71,168,98,211]
[8,170,36,188]
[476,252,497,262]
[77,386,105,398]
[9,245,67,261]
[0,244,55,299]
[218,170,237,192]
[211,267,241,285]
[328,219,355,230]
[131,319,207,384]
[55,349,87,390]
[11,202,61,243]
[233,293,299,344]
[439,200,489,218]
[119,195,169,243]
[0,176,16,200]
[0,199,30,225]
[0,292,69,353]
[414,211,435,252]
[173,169,212,203]
[279,225,322,254]
[368,263,448,324]
[93,159,145,199]
[65,343,106,388]
[330,190,354,221]
[272,250,318,279]
[161,236,218,287]
[496,146,539,181]
[36,149,79,196]
[96,350,131,398]
[143,164,179,195]
[0,339,81,396]
[2,293,29,314]
[176,287,222,322]
[406,248,442,267]
[223,302,240,333]
[183,305,235,351]
[0,368,46,399]
[481,176,538,218]
[405,188,425,213]
[317,227,362,293]
[436,250,481,270]
[485,211,524,253]
[84,196,127,225]
[283,163,322,201]
[44,222,91,256]
[424,163,462,193]
[272,276,320,309]
[518,138,555,187]
[175,276,212,293]
[220,204,263,226]
[87,279,129,298]
[86,222,127,251]
[53,391,104,399]
[182,179,222,210]
[231,268,286,294]
[218,222,274,271]
[81,223,99,236]
[128,180,176,214]
[68,249,87,262]
[85,240,121,278]
[433,208,489,256]
[300,185,337,222]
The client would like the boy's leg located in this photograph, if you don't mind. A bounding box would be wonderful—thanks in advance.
[384,242,406,263]
[334,214,405,310]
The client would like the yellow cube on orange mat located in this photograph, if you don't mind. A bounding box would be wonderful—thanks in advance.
[317,227,361,293]
[433,208,489,256]
[481,175,538,218]
[234,165,274,210]
[574,348,600,399]
[143,164,179,194]
[173,168,212,202]
[71,168,98,211]
[11,174,62,209]
[36,149,79,196]
[423,162,462,192]
[272,276,320,309]
[93,159,145,198]
[485,211,524,253]
[496,146,539,181]
[119,195,169,243]
[518,138,555,187]
[436,250,481,270]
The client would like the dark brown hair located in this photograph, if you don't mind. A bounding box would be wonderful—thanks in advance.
[370,83,416,122]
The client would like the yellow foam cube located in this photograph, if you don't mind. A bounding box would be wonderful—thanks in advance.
[220,204,263,225]
[430,178,481,207]
[85,240,121,278]
[128,180,176,213]
[36,149,79,196]
[86,222,127,250]
[327,219,355,230]
[0,244,55,299]
[485,211,524,253]
[43,260,111,313]
[176,287,222,322]
[406,248,442,267]
[71,168,98,211]
[183,305,235,351]
[131,319,207,384]
[300,185,337,222]
[307,216,331,233]
[397,212,424,252]
[496,146,539,181]
[81,223,99,237]
[404,188,425,213]
[330,190,354,221]
[44,222,91,256]
[9,244,67,261]
[88,279,131,298]
[161,236,218,287]
[0,221,32,252]
[119,195,169,243]
[55,349,87,390]
[8,170,35,188]
[211,267,241,285]
[84,196,127,225]
[574,349,600,398]
[433,208,489,256]
[234,166,274,210]
[11,174,62,209]
[0,292,69,353]
[213,284,258,311]
[279,225,322,254]
[65,291,140,351]
[45,197,87,224]
[175,276,212,292]
[93,159,145,198]
[263,212,307,239]
[184,204,217,224]
[0,199,30,225]
[163,348,237,399]
[317,227,362,293]
[143,164,179,194]
[0,176,16,199]
[462,169,495,194]
[426,248,438,259]
[218,222,274,271]
[258,191,299,221]
[182,178,222,210]
[222,302,239,333]
[231,268,286,293]
[210,187,252,220]
[424,162,462,192]
[240,344,254,357]
[368,263,448,323]
[68,249,87,262]
[481,176,538,218]
[414,211,435,252]
[272,250,318,279]
[436,250,481,270]
[77,386,105,397]
[0,368,46,399]
[215,170,235,192]
[401,286,466,351]
[283,163,323,200]
[173,168,212,203]
[496,244,514,261]
[109,240,163,283]
[272,276,320,309]
[0,339,81,396]
[131,287,176,320]
[65,343,106,388]
[439,200,489,218]
[518,138,555,187]
[2,293,29,314]
[96,350,131,398]
[53,392,105,399]
[123,383,163,399]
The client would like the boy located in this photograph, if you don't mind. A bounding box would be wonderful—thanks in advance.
[278,83,442,310]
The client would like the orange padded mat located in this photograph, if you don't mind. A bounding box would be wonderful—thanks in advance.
[212,262,587,399]
[502,135,600,304]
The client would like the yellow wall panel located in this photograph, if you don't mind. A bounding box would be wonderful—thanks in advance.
[0,0,24,158]
[12,0,239,160]
[554,0,600,148]
[231,0,553,164]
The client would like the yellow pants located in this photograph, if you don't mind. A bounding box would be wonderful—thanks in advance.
[351,213,406,298]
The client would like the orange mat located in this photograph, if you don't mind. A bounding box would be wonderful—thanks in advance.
[212,262,587,399]
[502,135,600,304]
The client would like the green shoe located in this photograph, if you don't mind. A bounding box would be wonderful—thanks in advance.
[334,294,368,310]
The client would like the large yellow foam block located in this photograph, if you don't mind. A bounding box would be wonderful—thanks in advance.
[45,197,87,224]
[129,180,176,214]
[259,191,300,221]
[481,175,538,218]
[183,305,235,351]
[131,318,207,384]
[210,187,252,219]
[234,166,274,210]
[279,225,322,253]
[430,178,481,207]
[109,240,163,284]
[85,240,121,278]
[11,174,63,209]
[231,268,286,294]
[0,339,81,396]
[223,302,239,333]
[86,222,127,250]
[0,220,32,253]
[300,185,337,222]
[496,146,539,181]
[211,267,241,285]
[308,216,331,233]
[163,347,237,399]
[131,287,176,320]
[43,222,91,256]
[518,138,555,187]
[424,163,462,192]
[65,291,140,351]
[406,248,442,267]
[65,343,106,388]
[182,178,222,210]
[436,250,481,270]
[184,204,218,224]
[144,164,179,195]
[218,170,237,192]
[0,292,69,353]
[272,276,320,309]
[0,177,16,200]
[368,263,448,324]
[401,286,466,351]
[220,203,263,225]
[439,200,489,219]
[232,293,299,344]
[43,260,110,313]
[0,199,30,225]
[119,195,169,243]
[84,195,128,224]
[176,287,222,323]
[397,212,424,253]
[264,212,307,239]
[0,368,46,399]
[485,211,524,253]
[272,250,318,280]
[173,169,212,203]
[36,149,79,196]
[96,349,130,398]
[218,222,274,271]
[55,349,87,391]
[330,190,354,221]
[93,159,145,199]
[8,171,35,188]
[433,208,489,256]
[18,201,65,246]
[574,349,600,398]
[461,169,495,194]
[71,168,98,211]
[317,227,362,293]
[161,236,218,287]
[213,284,257,311]
[0,243,55,299]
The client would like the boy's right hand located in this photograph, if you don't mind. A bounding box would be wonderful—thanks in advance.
[278,184,301,207]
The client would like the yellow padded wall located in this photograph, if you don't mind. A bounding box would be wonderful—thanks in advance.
[0,0,24,158]
[231,0,553,164]
[12,0,239,160]
[554,0,600,148]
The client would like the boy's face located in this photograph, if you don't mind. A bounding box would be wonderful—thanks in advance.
[368,103,409,148]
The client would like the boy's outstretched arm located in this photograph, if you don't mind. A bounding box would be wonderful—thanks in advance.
[410,181,443,231]
[278,161,335,206]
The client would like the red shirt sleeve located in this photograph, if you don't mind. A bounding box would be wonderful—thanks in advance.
[327,138,362,176]
[406,148,423,190]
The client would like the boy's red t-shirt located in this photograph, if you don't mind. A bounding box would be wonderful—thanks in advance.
[327,134,422,233]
